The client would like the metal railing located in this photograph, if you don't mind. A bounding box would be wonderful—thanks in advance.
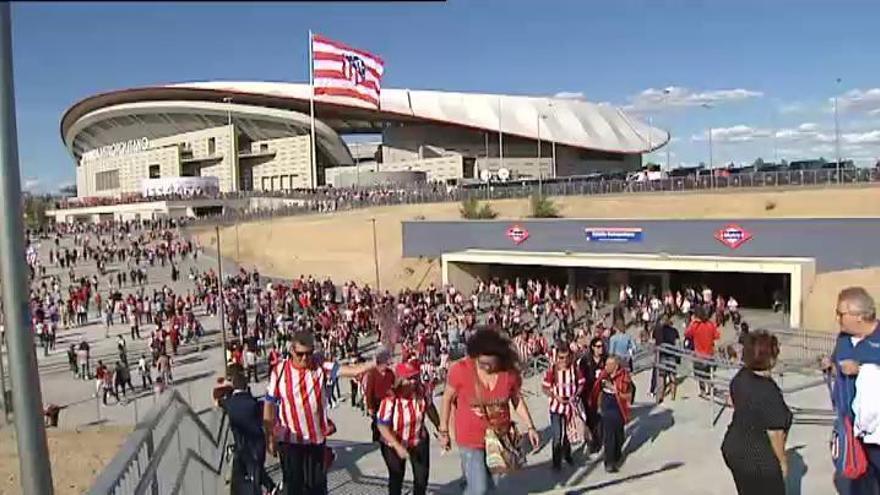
[55,168,880,227]
[88,389,231,495]
[651,342,831,427]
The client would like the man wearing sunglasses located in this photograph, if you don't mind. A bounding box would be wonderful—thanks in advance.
[263,331,377,495]
[824,287,880,493]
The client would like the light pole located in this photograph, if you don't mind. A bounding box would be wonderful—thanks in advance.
[701,103,714,185]
[536,112,542,195]
[371,218,380,292]
[663,88,671,171]
[0,4,54,491]
[546,100,556,178]
[223,96,235,191]
[833,77,842,184]
[215,225,228,372]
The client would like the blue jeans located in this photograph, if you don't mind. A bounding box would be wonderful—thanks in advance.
[459,447,495,495]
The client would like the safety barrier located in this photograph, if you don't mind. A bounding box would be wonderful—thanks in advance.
[87,389,231,495]
[650,343,831,427]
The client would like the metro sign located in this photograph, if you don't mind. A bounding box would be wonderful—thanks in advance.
[506,224,530,245]
[715,224,753,249]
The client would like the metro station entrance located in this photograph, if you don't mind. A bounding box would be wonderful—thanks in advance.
[441,250,814,327]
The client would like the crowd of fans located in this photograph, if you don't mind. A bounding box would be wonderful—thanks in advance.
[23,216,879,495]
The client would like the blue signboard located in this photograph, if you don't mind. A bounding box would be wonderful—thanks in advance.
[585,227,644,243]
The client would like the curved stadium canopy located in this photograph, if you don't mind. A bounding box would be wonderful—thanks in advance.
[62,81,669,166]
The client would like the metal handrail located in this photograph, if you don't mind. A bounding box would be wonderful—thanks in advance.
[88,389,231,495]
[78,167,874,226]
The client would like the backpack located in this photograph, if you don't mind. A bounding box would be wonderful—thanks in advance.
[829,371,868,479]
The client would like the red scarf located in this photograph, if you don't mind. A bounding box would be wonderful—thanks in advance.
[590,368,633,423]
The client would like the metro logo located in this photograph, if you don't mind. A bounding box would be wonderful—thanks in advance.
[506,225,530,245]
[714,224,753,249]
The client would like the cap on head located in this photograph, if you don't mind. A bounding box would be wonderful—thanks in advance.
[394,362,420,380]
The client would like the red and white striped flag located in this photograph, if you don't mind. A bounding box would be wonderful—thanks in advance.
[311,34,385,108]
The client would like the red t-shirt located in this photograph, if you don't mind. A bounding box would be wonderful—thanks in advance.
[447,358,522,449]
[685,320,720,358]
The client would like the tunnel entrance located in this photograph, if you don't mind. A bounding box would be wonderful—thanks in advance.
[461,262,789,312]
[441,250,814,327]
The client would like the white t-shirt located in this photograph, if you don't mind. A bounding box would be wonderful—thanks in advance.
[853,363,880,445]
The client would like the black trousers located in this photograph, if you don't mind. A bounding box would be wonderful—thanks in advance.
[550,412,572,468]
[278,442,327,495]
[379,438,430,495]
[583,403,602,453]
[602,410,625,468]
[231,443,274,495]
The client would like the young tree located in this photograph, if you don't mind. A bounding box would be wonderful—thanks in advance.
[459,196,497,219]
[529,193,560,218]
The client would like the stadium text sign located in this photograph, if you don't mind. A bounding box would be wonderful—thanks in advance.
[82,137,151,161]
[585,227,644,243]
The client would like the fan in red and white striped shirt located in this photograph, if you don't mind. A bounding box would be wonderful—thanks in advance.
[513,330,533,362]
[377,390,429,448]
[312,34,385,108]
[376,362,439,447]
[542,357,586,416]
[266,356,337,444]
[265,334,375,446]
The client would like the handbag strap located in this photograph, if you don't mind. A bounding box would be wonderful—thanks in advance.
[471,359,493,422]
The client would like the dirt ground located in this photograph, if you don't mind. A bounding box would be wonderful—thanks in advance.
[0,424,131,495]
[191,186,880,331]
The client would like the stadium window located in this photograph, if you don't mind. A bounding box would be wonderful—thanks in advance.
[260,143,269,152]
[208,137,216,155]
[95,169,120,191]
[148,165,161,178]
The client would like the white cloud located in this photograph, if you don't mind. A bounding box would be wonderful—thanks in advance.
[23,178,40,191]
[778,102,808,115]
[691,125,772,143]
[837,88,880,115]
[843,129,880,145]
[553,91,586,100]
[624,86,763,112]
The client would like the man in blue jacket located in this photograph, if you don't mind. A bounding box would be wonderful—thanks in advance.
[222,365,277,495]
[827,287,880,494]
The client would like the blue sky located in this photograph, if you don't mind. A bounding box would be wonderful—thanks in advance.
[11,0,880,192]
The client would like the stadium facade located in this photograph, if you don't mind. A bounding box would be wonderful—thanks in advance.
[61,81,669,198]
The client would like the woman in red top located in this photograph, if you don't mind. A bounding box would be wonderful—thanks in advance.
[376,362,440,495]
[590,355,633,473]
[439,329,540,495]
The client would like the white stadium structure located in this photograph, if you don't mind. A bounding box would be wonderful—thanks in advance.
[61,81,669,198]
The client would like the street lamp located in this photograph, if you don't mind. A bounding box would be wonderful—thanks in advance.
[546,100,557,177]
[536,111,542,195]
[833,77,843,184]
[663,88,671,171]
[701,103,714,186]
[222,96,235,191]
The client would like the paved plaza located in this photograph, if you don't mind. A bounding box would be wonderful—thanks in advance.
[8,229,839,494]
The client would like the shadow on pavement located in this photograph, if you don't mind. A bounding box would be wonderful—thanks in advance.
[623,406,676,457]
[562,461,685,494]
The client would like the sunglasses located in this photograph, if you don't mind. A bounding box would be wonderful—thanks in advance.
[293,349,314,358]
[592,344,604,349]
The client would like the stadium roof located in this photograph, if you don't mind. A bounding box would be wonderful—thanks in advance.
[62,81,669,164]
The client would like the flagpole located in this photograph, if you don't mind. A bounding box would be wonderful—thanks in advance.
[309,30,318,189]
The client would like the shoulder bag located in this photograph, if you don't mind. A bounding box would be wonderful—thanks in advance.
[472,362,525,474]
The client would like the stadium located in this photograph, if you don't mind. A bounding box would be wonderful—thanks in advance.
[61,81,669,197]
